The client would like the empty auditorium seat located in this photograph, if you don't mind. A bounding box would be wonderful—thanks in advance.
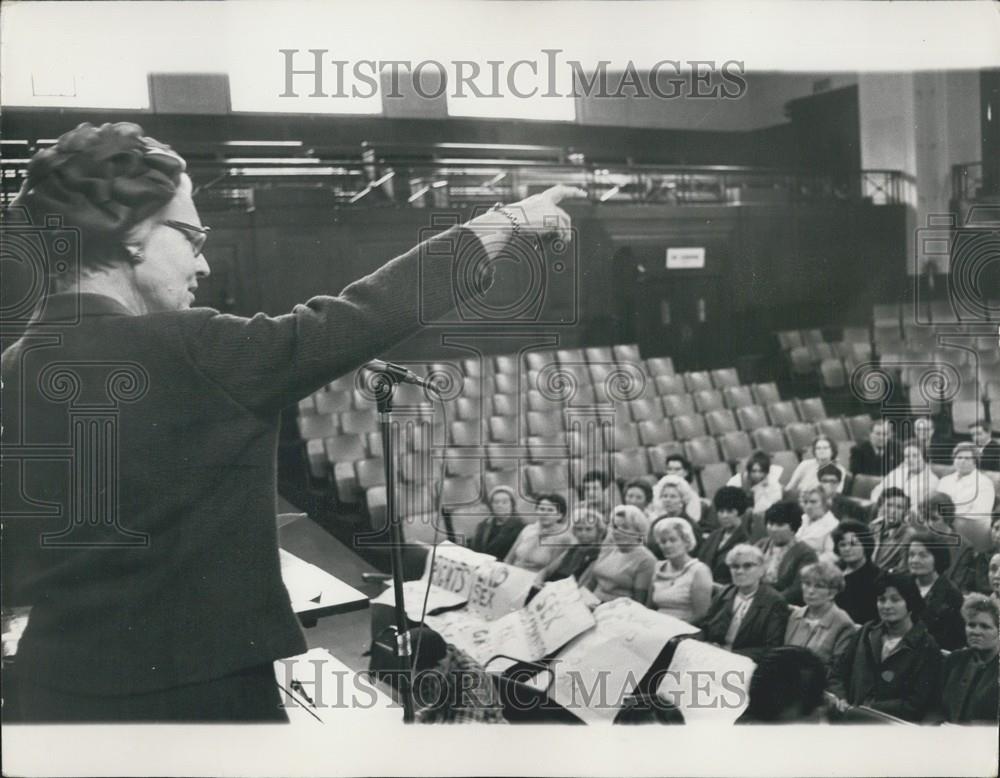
[314,390,353,415]
[655,374,687,396]
[648,442,685,475]
[323,433,367,464]
[845,414,874,441]
[451,420,482,447]
[556,348,585,365]
[297,396,316,416]
[528,435,569,462]
[705,409,739,436]
[527,410,564,438]
[736,405,770,432]
[816,417,850,443]
[645,357,675,376]
[694,389,725,413]
[873,303,901,327]
[484,468,520,496]
[494,374,521,395]
[365,431,383,457]
[801,329,825,346]
[454,397,485,421]
[752,426,788,453]
[952,400,984,431]
[485,446,519,472]
[771,451,800,486]
[777,330,804,350]
[613,448,651,483]
[305,439,327,479]
[820,358,848,391]
[399,453,428,483]
[524,351,555,371]
[327,374,355,393]
[614,343,642,364]
[797,397,829,422]
[719,431,753,464]
[683,371,714,393]
[788,346,818,378]
[842,326,870,344]
[767,401,801,426]
[440,476,483,508]
[752,382,781,405]
[366,486,387,530]
[629,397,665,422]
[488,416,519,444]
[812,342,836,361]
[462,358,483,377]
[638,418,676,446]
[356,457,387,490]
[784,422,817,453]
[298,413,338,440]
[673,414,708,441]
[340,409,378,435]
[606,423,641,451]
[493,355,518,374]
[525,462,570,494]
[723,386,755,409]
[685,436,722,467]
[699,462,733,500]
[491,393,519,417]
[711,368,741,388]
[662,394,697,417]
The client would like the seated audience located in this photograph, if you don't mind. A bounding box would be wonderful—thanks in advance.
[537,507,607,585]
[652,455,703,523]
[647,517,713,623]
[850,419,899,478]
[784,562,857,670]
[735,646,828,724]
[796,486,839,561]
[869,439,939,508]
[869,487,916,572]
[579,469,615,519]
[828,571,942,722]
[699,543,790,662]
[906,532,966,650]
[915,492,976,593]
[969,421,1000,472]
[787,436,842,494]
[647,483,702,558]
[469,485,525,560]
[818,463,867,522]
[938,593,999,724]
[622,479,654,515]
[504,493,570,572]
[832,520,881,625]
[937,444,996,549]
[971,513,1000,595]
[699,486,751,585]
[726,450,783,515]
[579,505,656,604]
[755,501,819,605]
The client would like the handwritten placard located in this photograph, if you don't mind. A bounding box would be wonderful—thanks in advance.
[464,560,537,621]
[424,542,495,599]
[656,638,756,723]
[592,597,700,666]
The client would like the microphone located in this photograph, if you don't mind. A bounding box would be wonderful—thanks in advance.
[364,359,434,389]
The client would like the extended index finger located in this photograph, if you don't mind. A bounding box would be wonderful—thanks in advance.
[545,184,588,204]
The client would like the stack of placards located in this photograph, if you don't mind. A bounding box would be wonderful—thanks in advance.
[656,638,756,724]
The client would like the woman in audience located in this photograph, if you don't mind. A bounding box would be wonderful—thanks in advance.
[915,492,977,593]
[579,505,657,604]
[796,486,839,562]
[699,486,751,585]
[580,469,615,519]
[755,501,818,606]
[831,520,880,625]
[784,562,856,670]
[469,485,525,560]
[971,513,1000,595]
[828,571,942,722]
[536,507,607,585]
[869,439,939,508]
[699,543,790,661]
[905,531,966,650]
[647,517,713,623]
[938,594,999,724]
[727,450,783,515]
[938,443,996,549]
[504,493,570,572]
[786,435,841,494]
[869,487,916,572]
[623,479,654,514]
[652,454,703,523]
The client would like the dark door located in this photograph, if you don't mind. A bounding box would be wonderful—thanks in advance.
[636,273,727,371]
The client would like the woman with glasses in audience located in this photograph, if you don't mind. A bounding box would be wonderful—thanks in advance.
[870,439,938,509]
[938,594,999,724]
[699,543,790,661]
[579,505,657,604]
[784,562,856,670]
[647,517,713,623]
[786,435,842,495]
[504,493,570,573]
[796,486,839,562]
[906,531,966,650]
[470,485,525,560]
[536,507,607,586]
[831,520,881,625]
[828,571,942,722]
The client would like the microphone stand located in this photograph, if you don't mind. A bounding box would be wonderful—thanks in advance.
[372,371,415,723]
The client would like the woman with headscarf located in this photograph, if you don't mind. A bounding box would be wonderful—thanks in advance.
[470,485,525,560]
[579,505,657,604]
[0,122,582,722]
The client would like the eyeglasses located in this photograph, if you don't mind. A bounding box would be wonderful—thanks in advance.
[727,562,759,571]
[164,220,211,256]
[802,581,832,590]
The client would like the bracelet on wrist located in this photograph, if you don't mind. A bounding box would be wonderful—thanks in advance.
[490,202,520,240]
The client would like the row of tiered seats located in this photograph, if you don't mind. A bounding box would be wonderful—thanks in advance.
[294,344,876,541]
